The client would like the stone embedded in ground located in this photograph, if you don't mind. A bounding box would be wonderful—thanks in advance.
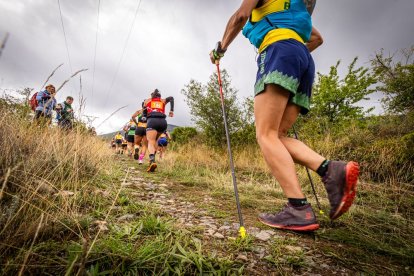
[206,229,215,236]
[118,214,135,222]
[121,182,134,187]
[263,229,276,236]
[218,225,231,231]
[253,246,266,259]
[93,220,109,231]
[247,227,260,235]
[36,181,57,195]
[54,190,75,197]
[130,192,142,197]
[320,263,330,269]
[200,222,217,230]
[213,232,225,239]
[254,230,271,241]
[232,223,240,230]
[236,254,248,261]
[284,245,302,253]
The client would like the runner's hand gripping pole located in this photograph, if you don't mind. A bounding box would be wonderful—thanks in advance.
[215,62,246,239]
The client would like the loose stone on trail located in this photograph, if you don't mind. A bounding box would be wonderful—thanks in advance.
[54,190,75,197]
[254,230,272,242]
[117,214,135,222]
[236,254,248,262]
[285,245,302,253]
[93,220,109,231]
[213,232,225,239]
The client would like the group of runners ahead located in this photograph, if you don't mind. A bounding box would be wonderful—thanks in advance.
[113,89,174,173]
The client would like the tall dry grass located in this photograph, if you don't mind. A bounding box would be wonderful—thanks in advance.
[0,105,115,272]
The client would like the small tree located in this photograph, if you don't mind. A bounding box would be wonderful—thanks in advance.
[181,69,247,147]
[170,127,197,145]
[311,58,377,124]
[371,46,414,114]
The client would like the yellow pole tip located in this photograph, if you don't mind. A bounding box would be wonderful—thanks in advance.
[319,210,325,215]
[239,226,246,239]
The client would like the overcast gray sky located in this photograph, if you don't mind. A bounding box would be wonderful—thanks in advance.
[0,0,413,134]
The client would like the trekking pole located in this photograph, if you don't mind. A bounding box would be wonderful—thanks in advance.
[292,125,324,215]
[215,62,246,239]
[0,32,9,60]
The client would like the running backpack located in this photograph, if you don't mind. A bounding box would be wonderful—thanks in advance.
[29,92,39,111]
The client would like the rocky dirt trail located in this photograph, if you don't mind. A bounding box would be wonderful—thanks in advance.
[118,161,355,275]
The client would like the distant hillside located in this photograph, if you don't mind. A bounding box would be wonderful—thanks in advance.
[100,124,179,140]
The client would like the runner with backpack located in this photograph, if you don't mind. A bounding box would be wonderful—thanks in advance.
[31,84,57,125]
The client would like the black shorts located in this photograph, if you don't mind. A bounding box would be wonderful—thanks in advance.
[135,127,146,137]
[127,135,135,143]
[115,139,122,145]
[146,118,167,133]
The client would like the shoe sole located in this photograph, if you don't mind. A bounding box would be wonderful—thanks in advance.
[258,217,320,232]
[147,163,157,172]
[331,161,359,220]
[133,149,139,160]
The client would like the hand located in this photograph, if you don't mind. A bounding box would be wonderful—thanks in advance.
[210,50,222,64]
[169,111,174,117]
[210,41,226,64]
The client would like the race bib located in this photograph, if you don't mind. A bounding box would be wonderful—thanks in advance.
[151,101,163,109]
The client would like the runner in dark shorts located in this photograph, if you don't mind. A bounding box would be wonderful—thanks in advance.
[210,0,359,231]
[131,103,149,164]
[123,120,137,157]
[143,89,174,172]
[114,132,123,154]
[157,131,171,160]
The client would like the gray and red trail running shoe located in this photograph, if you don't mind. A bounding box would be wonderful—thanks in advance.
[258,203,320,232]
[322,161,360,220]
[147,161,157,173]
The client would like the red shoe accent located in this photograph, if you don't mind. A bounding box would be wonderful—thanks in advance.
[331,161,359,220]
[147,163,157,172]
[258,218,320,232]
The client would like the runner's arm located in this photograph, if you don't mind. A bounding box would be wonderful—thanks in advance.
[306,26,323,52]
[123,123,129,132]
[165,97,174,117]
[304,0,317,15]
[165,97,174,112]
[220,0,259,50]
[131,109,142,124]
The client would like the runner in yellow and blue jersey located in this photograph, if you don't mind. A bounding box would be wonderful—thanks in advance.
[210,0,360,232]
